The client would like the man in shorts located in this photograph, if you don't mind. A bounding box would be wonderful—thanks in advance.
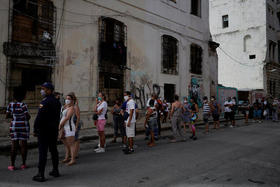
[210,96,221,129]
[224,97,234,127]
[123,91,136,154]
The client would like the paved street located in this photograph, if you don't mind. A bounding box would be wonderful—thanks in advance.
[0,121,279,187]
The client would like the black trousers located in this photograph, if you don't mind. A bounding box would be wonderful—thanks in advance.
[37,134,59,175]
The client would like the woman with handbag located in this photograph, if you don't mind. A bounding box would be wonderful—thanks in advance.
[93,93,108,153]
[59,93,76,166]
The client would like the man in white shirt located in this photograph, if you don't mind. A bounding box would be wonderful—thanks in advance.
[123,91,136,154]
[224,97,234,127]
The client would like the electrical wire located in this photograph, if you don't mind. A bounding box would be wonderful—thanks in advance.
[218,46,265,67]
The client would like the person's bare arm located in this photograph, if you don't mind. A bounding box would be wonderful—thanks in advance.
[59,107,74,130]
[170,103,175,118]
[127,109,134,127]
[195,104,199,113]
[75,105,81,129]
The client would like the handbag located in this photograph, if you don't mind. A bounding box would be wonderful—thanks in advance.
[92,113,98,121]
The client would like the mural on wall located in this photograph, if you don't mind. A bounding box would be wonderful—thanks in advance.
[130,72,162,109]
[188,77,203,108]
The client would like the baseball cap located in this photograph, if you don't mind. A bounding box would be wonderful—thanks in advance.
[41,82,54,90]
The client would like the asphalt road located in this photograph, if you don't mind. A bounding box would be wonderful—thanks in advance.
[0,120,279,187]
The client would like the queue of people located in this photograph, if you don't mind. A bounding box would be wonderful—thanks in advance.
[5,82,280,182]
[239,97,280,123]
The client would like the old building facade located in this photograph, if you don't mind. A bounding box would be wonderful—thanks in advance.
[210,0,280,98]
[1,0,218,114]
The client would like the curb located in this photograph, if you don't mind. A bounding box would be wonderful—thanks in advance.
[0,117,244,152]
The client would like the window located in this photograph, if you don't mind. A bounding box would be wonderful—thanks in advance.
[191,0,201,17]
[249,55,256,59]
[190,44,203,75]
[162,35,178,75]
[222,15,229,28]
[269,41,276,61]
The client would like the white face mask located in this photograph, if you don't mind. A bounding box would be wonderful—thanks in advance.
[40,89,46,97]
[124,96,129,101]
[65,99,71,105]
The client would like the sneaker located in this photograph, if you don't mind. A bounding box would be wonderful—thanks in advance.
[192,136,197,141]
[8,166,15,171]
[94,147,100,151]
[230,125,233,128]
[124,148,134,154]
[258,120,262,123]
[95,148,105,153]
[189,135,194,139]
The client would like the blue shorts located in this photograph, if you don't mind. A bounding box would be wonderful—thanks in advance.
[253,110,262,118]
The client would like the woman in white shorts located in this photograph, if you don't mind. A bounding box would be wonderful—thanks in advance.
[59,93,76,166]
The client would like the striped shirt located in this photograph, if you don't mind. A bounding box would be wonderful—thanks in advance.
[203,103,211,114]
[6,102,30,140]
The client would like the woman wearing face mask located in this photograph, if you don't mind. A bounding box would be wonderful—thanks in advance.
[94,93,108,153]
[59,93,76,166]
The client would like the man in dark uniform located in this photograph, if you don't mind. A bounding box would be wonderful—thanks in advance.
[32,82,61,182]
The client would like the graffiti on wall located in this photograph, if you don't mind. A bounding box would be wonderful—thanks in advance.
[188,77,203,108]
[130,72,162,109]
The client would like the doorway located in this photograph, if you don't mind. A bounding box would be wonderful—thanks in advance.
[164,84,175,103]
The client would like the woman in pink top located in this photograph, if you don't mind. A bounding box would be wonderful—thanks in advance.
[94,93,108,153]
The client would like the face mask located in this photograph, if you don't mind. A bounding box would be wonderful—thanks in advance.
[40,89,46,97]
[124,96,129,101]
[98,97,102,101]
[211,98,214,101]
[204,100,207,103]
[65,99,71,105]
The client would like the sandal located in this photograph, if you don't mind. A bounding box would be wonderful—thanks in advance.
[67,161,76,166]
[20,165,27,170]
[62,158,71,163]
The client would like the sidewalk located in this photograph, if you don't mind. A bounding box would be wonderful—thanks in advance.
[0,115,244,152]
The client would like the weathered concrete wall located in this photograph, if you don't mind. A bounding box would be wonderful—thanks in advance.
[53,0,215,111]
[0,0,9,108]
[210,0,268,90]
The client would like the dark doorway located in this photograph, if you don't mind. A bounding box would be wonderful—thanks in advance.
[98,17,127,105]
[164,84,175,103]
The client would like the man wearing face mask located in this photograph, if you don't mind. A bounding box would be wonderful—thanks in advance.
[123,91,136,154]
[33,82,61,182]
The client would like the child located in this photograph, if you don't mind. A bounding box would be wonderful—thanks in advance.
[6,86,30,171]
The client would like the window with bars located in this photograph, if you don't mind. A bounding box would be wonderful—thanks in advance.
[190,44,203,75]
[99,17,126,45]
[191,0,201,17]
[162,35,178,75]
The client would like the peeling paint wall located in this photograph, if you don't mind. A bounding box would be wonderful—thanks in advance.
[0,0,216,112]
[51,0,215,111]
